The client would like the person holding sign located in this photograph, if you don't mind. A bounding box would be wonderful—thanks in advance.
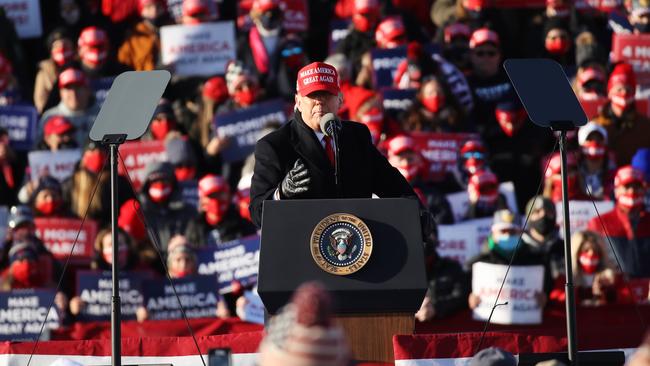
[521,196,565,280]
[249,61,424,230]
[117,0,169,72]
[466,209,550,311]
[35,116,78,151]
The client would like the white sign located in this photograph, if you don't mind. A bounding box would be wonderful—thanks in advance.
[160,21,236,76]
[28,149,82,184]
[241,289,265,325]
[554,200,615,238]
[472,262,544,325]
[0,0,42,38]
[446,181,518,222]
[437,217,492,266]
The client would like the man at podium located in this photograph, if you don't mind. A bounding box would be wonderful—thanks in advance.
[249,61,420,228]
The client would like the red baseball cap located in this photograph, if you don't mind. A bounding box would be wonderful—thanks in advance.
[296,62,340,97]
[183,0,209,17]
[78,26,108,48]
[252,0,280,12]
[444,23,471,43]
[387,135,416,155]
[375,17,406,49]
[58,68,87,88]
[44,116,75,136]
[354,0,379,14]
[577,67,606,87]
[469,28,500,49]
[614,165,645,187]
[608,63,637,93]
[198,174,230,197]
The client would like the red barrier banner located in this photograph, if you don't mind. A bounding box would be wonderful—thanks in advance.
[33,217,98,262]
[611,33,650,85]
[118,140,167,191]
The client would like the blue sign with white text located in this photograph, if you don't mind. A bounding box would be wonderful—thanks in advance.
[196,235,260,293]
[381,88,417,117]
[142,275,219,320]
[76,270,150,321]
[0,289,60,341]
[0,105,36,150]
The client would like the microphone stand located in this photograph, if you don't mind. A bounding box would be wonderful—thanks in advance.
[332,124,341,197]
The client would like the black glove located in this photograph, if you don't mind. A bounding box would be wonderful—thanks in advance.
[280,158,310,198]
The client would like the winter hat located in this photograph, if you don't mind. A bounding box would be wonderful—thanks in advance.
[492,209,520,232]
[470,347,517,366]
[225,60,256,94]
[525,195,555,217]
[9,241,38,264]
[631,148,650,182]
[165,137,196,166]
[8,205,34,229]
[608,63,637,93]
[44,116,75,136]
[203,76,229,103]
[257,281,350,366]
[118,199,147,243]
[469,28,499,49]
[375,17,406,49]
[143,161,175,186]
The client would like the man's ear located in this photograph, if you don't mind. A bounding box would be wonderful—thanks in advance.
[294,94,301,113]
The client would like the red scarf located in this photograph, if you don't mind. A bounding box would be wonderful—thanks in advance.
[249,26,269,75]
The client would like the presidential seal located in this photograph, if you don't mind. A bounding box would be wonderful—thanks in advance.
[310,213,373,275]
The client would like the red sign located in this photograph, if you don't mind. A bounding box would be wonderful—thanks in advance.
[118,140,167,191]
[281,0,308,32]
[34,217,98,262]
[410,132,479,182]
[611,33,650,85]
[580,98,650,119]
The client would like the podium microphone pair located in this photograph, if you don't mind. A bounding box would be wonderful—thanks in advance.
[319,113,342,193]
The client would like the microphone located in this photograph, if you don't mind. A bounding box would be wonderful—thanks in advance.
[319,113,340,137]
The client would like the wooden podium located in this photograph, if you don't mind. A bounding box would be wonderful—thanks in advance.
[258,198,427,363]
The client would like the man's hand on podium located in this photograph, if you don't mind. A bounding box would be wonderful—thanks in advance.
[280,158,311,198]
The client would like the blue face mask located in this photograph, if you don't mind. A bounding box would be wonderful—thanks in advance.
[497,235,519,252]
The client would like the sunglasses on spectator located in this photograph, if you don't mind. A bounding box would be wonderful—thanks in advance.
[281,47,303,58]
[473,50,498,58]
[463,151,485,159]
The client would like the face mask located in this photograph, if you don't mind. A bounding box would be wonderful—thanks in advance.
[61,9,80,25]
[204,198,229,225]
[148,181,172,203]
[579,251,600,274]
[174,166,196,181]
[11,260,42,288]
[581,91,601,101]
[36,200,59,216]
[102,244,128,267]
[496,109,526,137]
[352,14,373,33]
[617,191,645,211]
[581,140,606,160]
[545,37,570,55]
[421,95,445,113]
[496,235,518,252]
[634,23,650,33]
[171,269,193,278]
[610,93,634,111]
[234,89,256,106]
[81,48,108,67]
[530,216,556,236]
[464,157,485,175]
[52,45,74,66]
[151,118,175,140]
[83,150,104,174]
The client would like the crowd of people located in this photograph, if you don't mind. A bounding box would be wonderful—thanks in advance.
[0,0,649,337]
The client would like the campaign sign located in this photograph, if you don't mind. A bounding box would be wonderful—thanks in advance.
[197,235,260,293]
[242,289,265,325]
[142,275,219,320]
[472,262,544,324]
[76,270,150,321]
[214,99,286,162]
[28,149,82,184]
[281,0,309,33]
[0,289,59,341]
[371,46,409,89]
[446,182,518,222]
[554,200,615,239]
[118,140,167,190]
[438,217,493,266]
[0,0,42,38]
[409,132,479,182]
[91,77,114,107]
[612,33,650,85]
[178,179,199,208]
[160,21,236,76]
[580,98,649,119]
[0,105,37,150]
[381,88,416,118]
[328,19,350,54]
[434,54,474,113]
[34,218,98,262]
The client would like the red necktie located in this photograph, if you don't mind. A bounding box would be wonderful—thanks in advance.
[324,136,335,166]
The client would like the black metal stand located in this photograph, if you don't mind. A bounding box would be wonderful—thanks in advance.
[332,131,341,196]
[102,134,127,366]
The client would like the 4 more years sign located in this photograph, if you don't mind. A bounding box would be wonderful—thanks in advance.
[34,218,98,263]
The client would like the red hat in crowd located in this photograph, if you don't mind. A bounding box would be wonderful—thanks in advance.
[460,139,486,155]
[614,165,645,187]
[468,170,499,198]
[354,0,379,14]
[469,28,500,49]
[203,76,229,103]
[463,0,486,11]
[444,22,471,43]
[182,0,209,17]
[44,116,75,136]
[387,135,416,155]
[375,17,406,49]
[252,0,280,12]
[198,174,230,197]
[78,26,108,48]
[296,62,340,97]
[546,152,578,178]
[137,0,164,13]
[118,199,147,243]
[577,67,606,87]
[58,67,88,88]
[607,63,637,93]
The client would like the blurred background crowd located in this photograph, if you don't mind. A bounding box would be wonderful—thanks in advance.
[0,0,649,329]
